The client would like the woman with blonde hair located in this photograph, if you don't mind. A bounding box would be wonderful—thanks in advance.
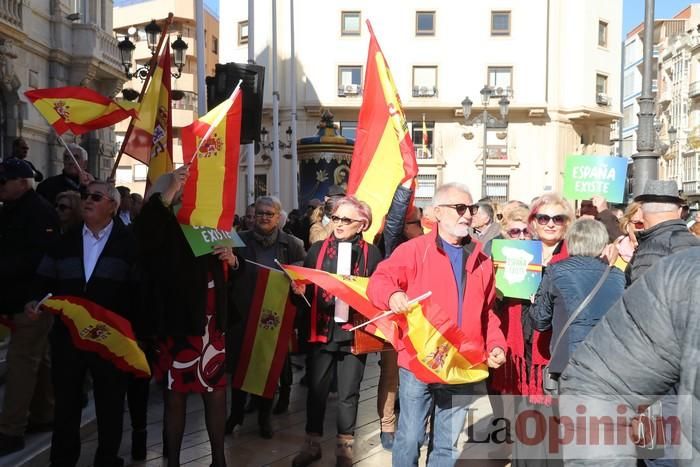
[615,201,644,266]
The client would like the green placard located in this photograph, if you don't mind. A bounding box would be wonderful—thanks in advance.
[563,154,628,203]
[179,224,246,257]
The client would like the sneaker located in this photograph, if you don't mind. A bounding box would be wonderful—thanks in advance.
[0,433,24,456]
[380,431,395,451]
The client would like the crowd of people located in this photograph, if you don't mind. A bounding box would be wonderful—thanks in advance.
[0,137,699,467]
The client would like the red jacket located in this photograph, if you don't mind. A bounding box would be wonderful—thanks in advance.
[367,230,506,373]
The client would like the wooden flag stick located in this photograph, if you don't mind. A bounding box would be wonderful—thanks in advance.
[273,259,312,308]
[348,291,433,332]
[244,258,312,308]
[56,136,85,176]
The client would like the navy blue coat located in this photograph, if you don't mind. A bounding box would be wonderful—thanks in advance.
[530,256,625,374]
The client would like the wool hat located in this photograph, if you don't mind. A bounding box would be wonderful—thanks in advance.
[634,180,684,205]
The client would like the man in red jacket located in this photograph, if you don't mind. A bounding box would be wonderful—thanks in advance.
[367,182,506,467]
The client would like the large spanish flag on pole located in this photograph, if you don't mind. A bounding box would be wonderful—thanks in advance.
[24,87,137,136]
[41,296,150,378]
[177,85,242,230]
[347,21,419,242]
[232,268,295,398]
[122,43,174,185]
[283,264,488,384]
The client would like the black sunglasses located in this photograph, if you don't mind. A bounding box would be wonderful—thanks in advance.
[439,203,479,217]
[534,214,568,226]
[507,227,531,238]
[80,192,112,203]
[330,215,361,226]
[255,210,277,218]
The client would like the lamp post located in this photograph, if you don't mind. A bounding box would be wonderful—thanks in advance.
[117,19,188,82]
[462,85,510,199]
[259,125,293,162]
[632,0,657,196]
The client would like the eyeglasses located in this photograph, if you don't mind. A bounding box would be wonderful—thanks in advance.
[438,204,479,217]
[255,211,277,218]
[330,215,361,226]
[507,228,531,238]
[80,192,112,203]
[534,214,568,226]
[55,203,72,212]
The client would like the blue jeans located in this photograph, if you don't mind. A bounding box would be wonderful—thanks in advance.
[392,368,485,467]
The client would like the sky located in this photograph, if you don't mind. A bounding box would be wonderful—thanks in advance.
[623,0,694,34]
[204,0,219,17]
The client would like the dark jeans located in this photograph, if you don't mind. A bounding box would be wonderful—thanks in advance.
[127,376,150,431]
[50,328,128,467]
[305,345,366,436]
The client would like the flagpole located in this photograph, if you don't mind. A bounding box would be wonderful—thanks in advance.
[348,291,432,332]
[246,0,256,206]
[274,259,311,307]
[110,12,174,180]
[271,0,280,199]
[289,0,298,209]
[244,258,312,308]
[187,83,242,163]
[56,135,85,176]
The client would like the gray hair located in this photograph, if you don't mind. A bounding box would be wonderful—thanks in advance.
[565,219,608,257]
[65,143,88,162]
[476,202,494,221]
[87,181,120,215]
[278,209,288,228]
[255,195,282,213]
[432,182,472,206]
[641,202,680,214]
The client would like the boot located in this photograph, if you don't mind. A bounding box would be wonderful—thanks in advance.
[291,433,322,467]
[335,434,353,467]
[131,429,147,461]
[258,408,273,439]
[273,386,290,414]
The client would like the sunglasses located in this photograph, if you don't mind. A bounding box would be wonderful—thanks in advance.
[507,227,531,238]
[438,203,479,217]
[55,203,72,212]
[534,214,568,226]
[80,192,112,203]
[255,211,277,218]
[330,215,361,226]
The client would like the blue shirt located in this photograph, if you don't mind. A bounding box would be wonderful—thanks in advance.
[441,238,464,326]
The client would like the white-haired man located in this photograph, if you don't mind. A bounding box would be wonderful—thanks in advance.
[367,182,506,467]
[36,143,94,204]
[627,180,700,284]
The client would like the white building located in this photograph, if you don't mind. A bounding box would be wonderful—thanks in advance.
[220,0,622,212]
[0,1,124,179]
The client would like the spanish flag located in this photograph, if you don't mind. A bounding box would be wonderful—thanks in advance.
[177,85,242,230]
[122,41,173,183]
[41,296,150,378]
[24,87,137,136]
[283,265,488,385]
[232,268,296,398]
[347,21,418,242]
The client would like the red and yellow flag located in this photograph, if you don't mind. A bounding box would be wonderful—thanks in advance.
[232,268,296,398]
[41,296,150,378]
[122,42,174,183]
[283,264,488,385]
[177,86,242,230]
[24,87,137,136]
[347,21,419,242]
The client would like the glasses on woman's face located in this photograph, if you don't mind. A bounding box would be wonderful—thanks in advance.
[438,203,479,217]
[507,227,531,238]
[80,192,112,203]
[330,215,361,226]
[55,203,72,212]
[534,213,568,226]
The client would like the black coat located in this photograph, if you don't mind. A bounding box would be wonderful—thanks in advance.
[560,248,700,466]
[134,195,230,338]
[626,219,699,284]
[36,172,82,204]
[0,190,59,314]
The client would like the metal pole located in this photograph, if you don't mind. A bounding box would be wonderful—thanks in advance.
[271,0,280,199]
[195,0,206,117]
[246,0,255,205]
[632,0,657,196]
[482,108,488,199]
[290,0,298,209]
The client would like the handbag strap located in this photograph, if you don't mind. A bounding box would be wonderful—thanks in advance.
[549,265,612,360]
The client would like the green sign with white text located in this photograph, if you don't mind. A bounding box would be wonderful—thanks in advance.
[563,155,628,203]
[179,224,246,257]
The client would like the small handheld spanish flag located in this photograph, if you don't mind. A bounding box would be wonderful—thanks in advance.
[25,86,138,136]
[42,295,150,378]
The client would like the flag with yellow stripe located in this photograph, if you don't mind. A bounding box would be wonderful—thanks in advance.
[41,296,150,378]
[232,268,295,398]
[283,264,488,384]
[25,87,137,136]
[177,86,242,230]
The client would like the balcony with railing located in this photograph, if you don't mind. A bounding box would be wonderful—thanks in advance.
[0,0,22,28]
[690,81,700,99]
[72,24,122,76]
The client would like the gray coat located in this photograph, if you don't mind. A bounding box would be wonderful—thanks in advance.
[626,219,699,284]
[559,247,700,466]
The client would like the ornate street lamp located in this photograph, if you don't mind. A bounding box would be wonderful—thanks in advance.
[117,20,188,81]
